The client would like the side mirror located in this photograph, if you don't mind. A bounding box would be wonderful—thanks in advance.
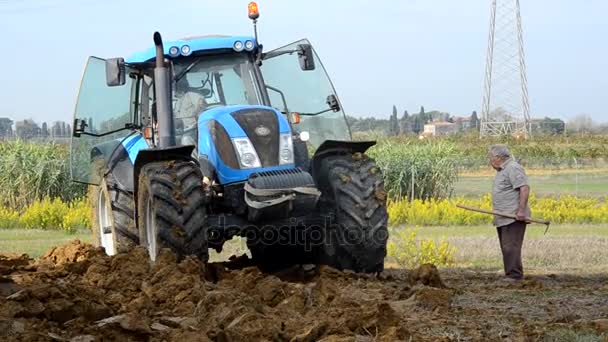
[73,118,87,137]
[106,58,126,86]
[326,94,341,112]
[297,44,316,71]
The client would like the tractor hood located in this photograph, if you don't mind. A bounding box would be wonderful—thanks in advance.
[197,105,295,184]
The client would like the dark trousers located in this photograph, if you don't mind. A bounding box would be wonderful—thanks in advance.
[496,221,527,279]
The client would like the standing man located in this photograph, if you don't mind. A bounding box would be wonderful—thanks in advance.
[489,144,531,281]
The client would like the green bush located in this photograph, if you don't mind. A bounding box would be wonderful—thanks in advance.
[369,140,461,200]
[374,134,608,170]
[0,140,86,209]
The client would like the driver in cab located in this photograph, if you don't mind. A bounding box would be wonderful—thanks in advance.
[174,77,208,130]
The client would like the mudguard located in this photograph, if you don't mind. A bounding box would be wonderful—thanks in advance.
[132,145,197,227]
[89,133,151,191]
[310,140,376,184]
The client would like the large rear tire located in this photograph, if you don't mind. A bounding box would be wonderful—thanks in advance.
[137,160,209,262]
[90,175,137,255]
[317,152,389,273]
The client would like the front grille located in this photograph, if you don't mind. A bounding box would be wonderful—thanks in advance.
[231,109,279,167]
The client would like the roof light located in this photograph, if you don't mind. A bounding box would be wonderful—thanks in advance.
[244,40,254,51]
[248,2,259,20]
[169,46,179,57]
[233,41,244,52]
[181,45,191,56]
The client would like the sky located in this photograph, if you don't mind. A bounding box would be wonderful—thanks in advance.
[0,0,606,124]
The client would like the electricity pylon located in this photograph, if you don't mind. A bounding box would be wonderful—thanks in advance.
[480,0,531,138]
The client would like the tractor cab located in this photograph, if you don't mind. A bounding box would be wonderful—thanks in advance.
[71,33,351,185]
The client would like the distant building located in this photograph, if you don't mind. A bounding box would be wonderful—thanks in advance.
[451,116,473,131]
[423,122,459,136]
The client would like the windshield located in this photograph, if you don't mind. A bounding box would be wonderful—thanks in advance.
[260,39,351,148]
[172,54,261,130]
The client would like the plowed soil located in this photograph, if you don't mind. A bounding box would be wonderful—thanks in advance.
[1,240,607,341]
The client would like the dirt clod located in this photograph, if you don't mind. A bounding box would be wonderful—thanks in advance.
[408,263,445,288]
[592,319,608,333]
[0,241,606,341]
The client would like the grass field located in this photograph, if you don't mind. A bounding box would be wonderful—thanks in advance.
[404,224,608,273]
[3,225,608,275]
[0,229,92,257]
[454,172,608,198]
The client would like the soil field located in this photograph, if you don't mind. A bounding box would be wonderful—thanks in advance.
[1,240,607,341]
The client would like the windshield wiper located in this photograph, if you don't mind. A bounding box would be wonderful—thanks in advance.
[174,60,203,83]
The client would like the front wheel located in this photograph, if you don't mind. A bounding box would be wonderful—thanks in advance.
[318,152,389,273]
[90,176,137,255]
[137,160,209,262]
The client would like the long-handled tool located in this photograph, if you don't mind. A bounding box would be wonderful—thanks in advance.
[456,204,551,234]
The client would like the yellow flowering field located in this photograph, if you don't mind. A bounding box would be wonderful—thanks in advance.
[0,197,91,233]
[388,193,608,226]
[387,227,456,268]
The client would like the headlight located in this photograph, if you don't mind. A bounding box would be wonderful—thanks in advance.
[232,137,261,169]
[245,40,254,51]
[169,46,180,57]
[279,133,294,165]
[233,41,244,52]
[181,45,191,56]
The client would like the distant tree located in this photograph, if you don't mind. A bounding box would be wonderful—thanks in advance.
[413,116,422,135]
[15,119,40,139]
[489,107,512,122]
[52,121,62,137]
[419,106,427,123]
[567,114,595,134]
[61,122,67,137]
[0,118,13,137]
[41,122,49,137]
[66,124,71,136]
[347,116,391,133]
[389,105,400,136]
[471,111,480,130]
[399,110,410,135]
[88,117,94,133]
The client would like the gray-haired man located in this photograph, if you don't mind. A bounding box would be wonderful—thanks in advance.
[489,144,530,281]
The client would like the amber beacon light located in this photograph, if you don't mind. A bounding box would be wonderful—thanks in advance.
[248,2,259,20]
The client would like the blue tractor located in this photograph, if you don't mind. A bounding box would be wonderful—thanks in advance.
[70,3,388,273]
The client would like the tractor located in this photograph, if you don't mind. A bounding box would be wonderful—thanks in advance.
[70,2,388,273]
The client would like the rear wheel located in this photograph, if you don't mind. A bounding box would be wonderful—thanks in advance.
[137,160,209,262]
[317,152,389,273]
[90,176,137,255]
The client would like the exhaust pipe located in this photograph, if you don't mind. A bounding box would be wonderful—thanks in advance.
[153,32,176,148]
